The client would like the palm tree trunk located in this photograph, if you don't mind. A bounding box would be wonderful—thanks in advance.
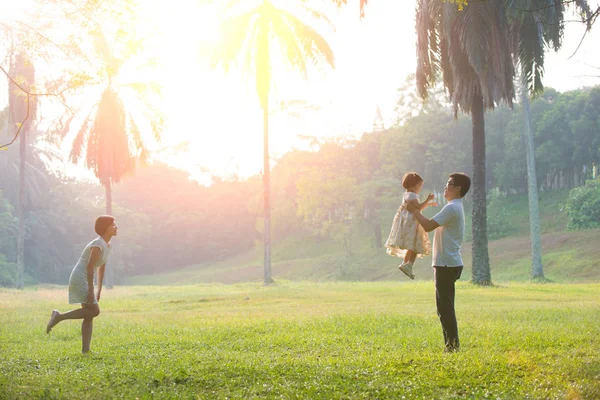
[105,180,114,289]
[373,221,382,248]
[471,91,491,285]
[263,102,273,285]
[106,180,112,215]
[16,128,26,289]
[520,77,544,281]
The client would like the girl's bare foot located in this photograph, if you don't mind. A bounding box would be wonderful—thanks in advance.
[46,310,59,333]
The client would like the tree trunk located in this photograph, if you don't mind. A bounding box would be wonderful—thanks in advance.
[263,102,273,285]
[373,221,382,249]
[520,77,544,281]
[106,180,112,215]
[105,181,114,289]
[16,128,26,289]
[471,92,492,285]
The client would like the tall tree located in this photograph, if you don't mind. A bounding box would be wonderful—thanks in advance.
[520,79,545,279]
[60,27,163,287]
[212,0,335,284]
[8,52,38,289]
[415,0,519,285]
[508,0,592,280]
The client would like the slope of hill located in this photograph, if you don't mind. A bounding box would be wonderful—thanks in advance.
[129,191,600,284]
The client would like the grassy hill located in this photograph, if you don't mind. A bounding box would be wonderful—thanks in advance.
[130,190,600,284]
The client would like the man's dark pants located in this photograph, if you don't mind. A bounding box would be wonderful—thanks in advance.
[433,266,463,351]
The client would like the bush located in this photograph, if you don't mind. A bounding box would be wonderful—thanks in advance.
[566,178,600,230]
[0,254,17,288]
[486,192,515,239]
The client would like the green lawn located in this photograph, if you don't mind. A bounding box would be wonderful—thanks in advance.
[1,282,599,399]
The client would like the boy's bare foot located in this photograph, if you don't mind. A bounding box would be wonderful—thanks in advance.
[46,310,59,333]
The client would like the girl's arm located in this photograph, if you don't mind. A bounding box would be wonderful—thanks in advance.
[409,197,434,211]
[86,247,101,304]
[96,264,105,301]
[415,193,437,211]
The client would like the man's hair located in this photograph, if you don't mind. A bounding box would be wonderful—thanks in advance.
[402,172,423,189]
[449,173,471,197]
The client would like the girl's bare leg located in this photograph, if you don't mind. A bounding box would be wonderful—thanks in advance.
[403,250,415,265]
[81,303,100,353]
[409,251,418,263]
[49,304,99,326]
[47,303,100,353]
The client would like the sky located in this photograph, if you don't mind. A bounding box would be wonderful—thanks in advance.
[153,0,600,183]
[2,0,600,184]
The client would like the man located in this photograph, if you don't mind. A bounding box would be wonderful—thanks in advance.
[407,172,471,352]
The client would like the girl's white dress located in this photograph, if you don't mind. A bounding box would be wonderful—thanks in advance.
[385,191,431,258]
[68,237,111,304]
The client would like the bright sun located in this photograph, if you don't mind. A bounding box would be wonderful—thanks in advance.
[131,1,257,180]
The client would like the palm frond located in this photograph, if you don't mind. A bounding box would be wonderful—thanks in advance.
[416,0,436,99]
[88,88,131,185]
[127,115,147,164]
[69,107,96,163]
[122,81,163,97]
[301,4,336,31]
[211,7,261,71]
[280,8,335,70]
[418,0,516,114]
[91,28,115,73]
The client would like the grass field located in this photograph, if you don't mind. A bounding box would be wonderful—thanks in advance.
[1,282,599,399]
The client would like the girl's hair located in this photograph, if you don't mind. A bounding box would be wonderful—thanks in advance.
[402,172,423,189]
[95,215,115,236]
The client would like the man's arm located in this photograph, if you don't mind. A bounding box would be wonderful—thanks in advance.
[409,199,457,232]
[413,209,440,232]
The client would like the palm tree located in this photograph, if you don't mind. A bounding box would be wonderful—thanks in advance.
[212,0,335,284]
[59,29,163,287]
[507,0,591,281]
[416,0,519,285]
[7,52,38,289]
[415,0,593,285]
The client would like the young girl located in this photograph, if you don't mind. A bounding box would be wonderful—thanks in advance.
[385,172,436,279]
[46,215,117,353]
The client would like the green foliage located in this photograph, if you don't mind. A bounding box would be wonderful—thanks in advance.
[0,254,17,287]
[566,178,600,230]
[1,283,599,398]
[486,192,516,239]
[3,84,600,285]
[0,192,17,288]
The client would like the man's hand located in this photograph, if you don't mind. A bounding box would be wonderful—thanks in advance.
[426,193,435,202]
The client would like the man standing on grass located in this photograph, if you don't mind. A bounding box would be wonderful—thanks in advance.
[406,173,471,353]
